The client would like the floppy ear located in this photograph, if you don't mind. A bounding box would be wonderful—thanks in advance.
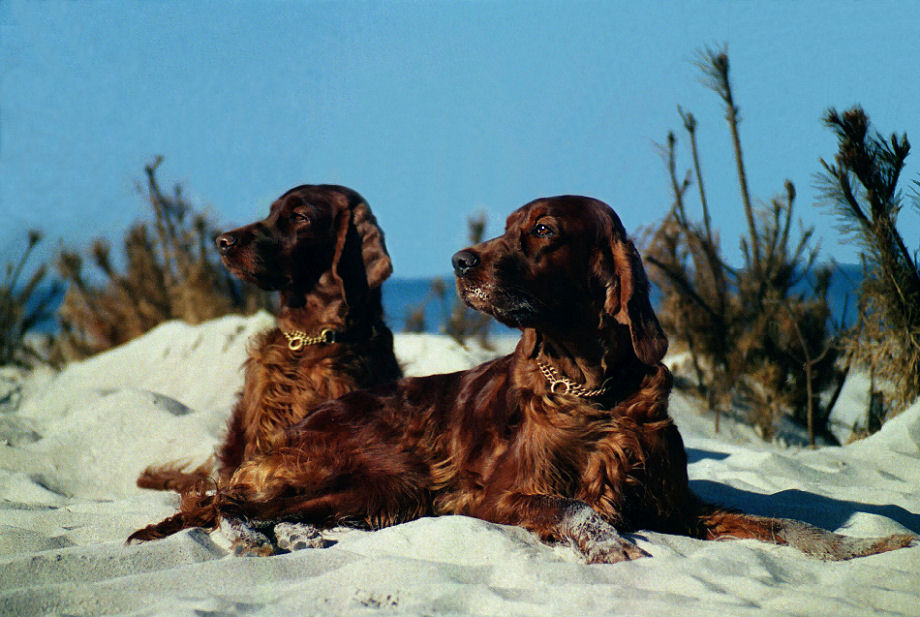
[329,196,393,310]
[351,199,393,289]
[597,223,668,365]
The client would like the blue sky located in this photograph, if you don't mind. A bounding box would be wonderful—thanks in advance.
[3,1,919,278]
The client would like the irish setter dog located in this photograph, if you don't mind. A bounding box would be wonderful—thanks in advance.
[136,184,402,493]
[131,195,914,562]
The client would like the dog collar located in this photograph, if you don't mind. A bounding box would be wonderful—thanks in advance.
[282,322,385,351]
[282,328,337,351]
[536,360,612,398]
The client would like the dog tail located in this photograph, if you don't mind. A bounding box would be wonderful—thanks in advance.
[136,459,215,494]
[127,487,220,544]
[694,504,915,560]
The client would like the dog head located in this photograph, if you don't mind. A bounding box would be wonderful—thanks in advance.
[216,185,392,306]
[452,195,667,365]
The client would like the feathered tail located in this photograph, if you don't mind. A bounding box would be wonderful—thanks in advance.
[136,459,215,494]
[696,505,915,560]
[127,487,220,543]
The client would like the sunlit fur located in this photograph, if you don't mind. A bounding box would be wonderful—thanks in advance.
[130,195,914,561]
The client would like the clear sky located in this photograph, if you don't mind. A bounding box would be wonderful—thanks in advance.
[3,0,919,278]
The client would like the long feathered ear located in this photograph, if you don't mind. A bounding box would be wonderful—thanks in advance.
[329,194,393,311]
[597,217,668,365]
[351,199,393,289]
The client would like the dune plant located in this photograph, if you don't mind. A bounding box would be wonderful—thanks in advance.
[645,47,847,444]
[405,213,493,347]
[818,106,920,413]
[404,277,450,333]
[55,157,272,359]
[0,230,60,367]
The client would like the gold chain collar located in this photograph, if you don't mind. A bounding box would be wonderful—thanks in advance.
[282,328,337,351]
[536,360,612,399]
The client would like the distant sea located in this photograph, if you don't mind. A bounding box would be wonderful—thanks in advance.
[24,265,862,336]
[23,275,506,336]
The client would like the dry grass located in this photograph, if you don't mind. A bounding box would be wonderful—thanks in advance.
[0,231,60,367]
[644,46,847,445]
[54,157,272,360]
[405,212,493,348]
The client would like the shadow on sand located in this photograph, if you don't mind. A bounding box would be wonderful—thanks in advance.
[685,448,730,464]
[690,479,920,534]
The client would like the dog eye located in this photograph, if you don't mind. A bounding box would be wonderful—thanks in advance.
[290,212,310,224]
[532,223,554,238]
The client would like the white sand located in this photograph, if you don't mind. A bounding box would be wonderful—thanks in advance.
[1,313,917,617]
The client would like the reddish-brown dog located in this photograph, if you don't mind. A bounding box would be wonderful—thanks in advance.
[136,184,402,492]
[131,195,914,562]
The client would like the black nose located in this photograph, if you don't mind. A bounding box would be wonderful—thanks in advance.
[451,250,480,277]
[216,232,238,255]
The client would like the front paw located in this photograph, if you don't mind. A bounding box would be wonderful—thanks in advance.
[583,535,650,564]
[273,522,327,552]
[560,502,650,564]
[219,517,276,557]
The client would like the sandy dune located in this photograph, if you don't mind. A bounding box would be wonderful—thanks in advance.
[1,313,917,617]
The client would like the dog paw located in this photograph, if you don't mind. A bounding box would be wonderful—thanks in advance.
[219,518,276,557]
[583,536,651,564]
[559,501,651,564]
[274,522,326,551]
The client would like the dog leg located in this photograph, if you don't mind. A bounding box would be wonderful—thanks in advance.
[474,493,649,564]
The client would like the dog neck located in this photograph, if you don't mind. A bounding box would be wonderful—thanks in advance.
[277,272,383,342]
[522,324,627,395]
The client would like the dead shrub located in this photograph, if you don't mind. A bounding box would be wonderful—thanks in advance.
[818,106,920,414]
[1,230,60,367]
[406,212,493,348]
[54,157,272,359]
[644,47,847,445]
